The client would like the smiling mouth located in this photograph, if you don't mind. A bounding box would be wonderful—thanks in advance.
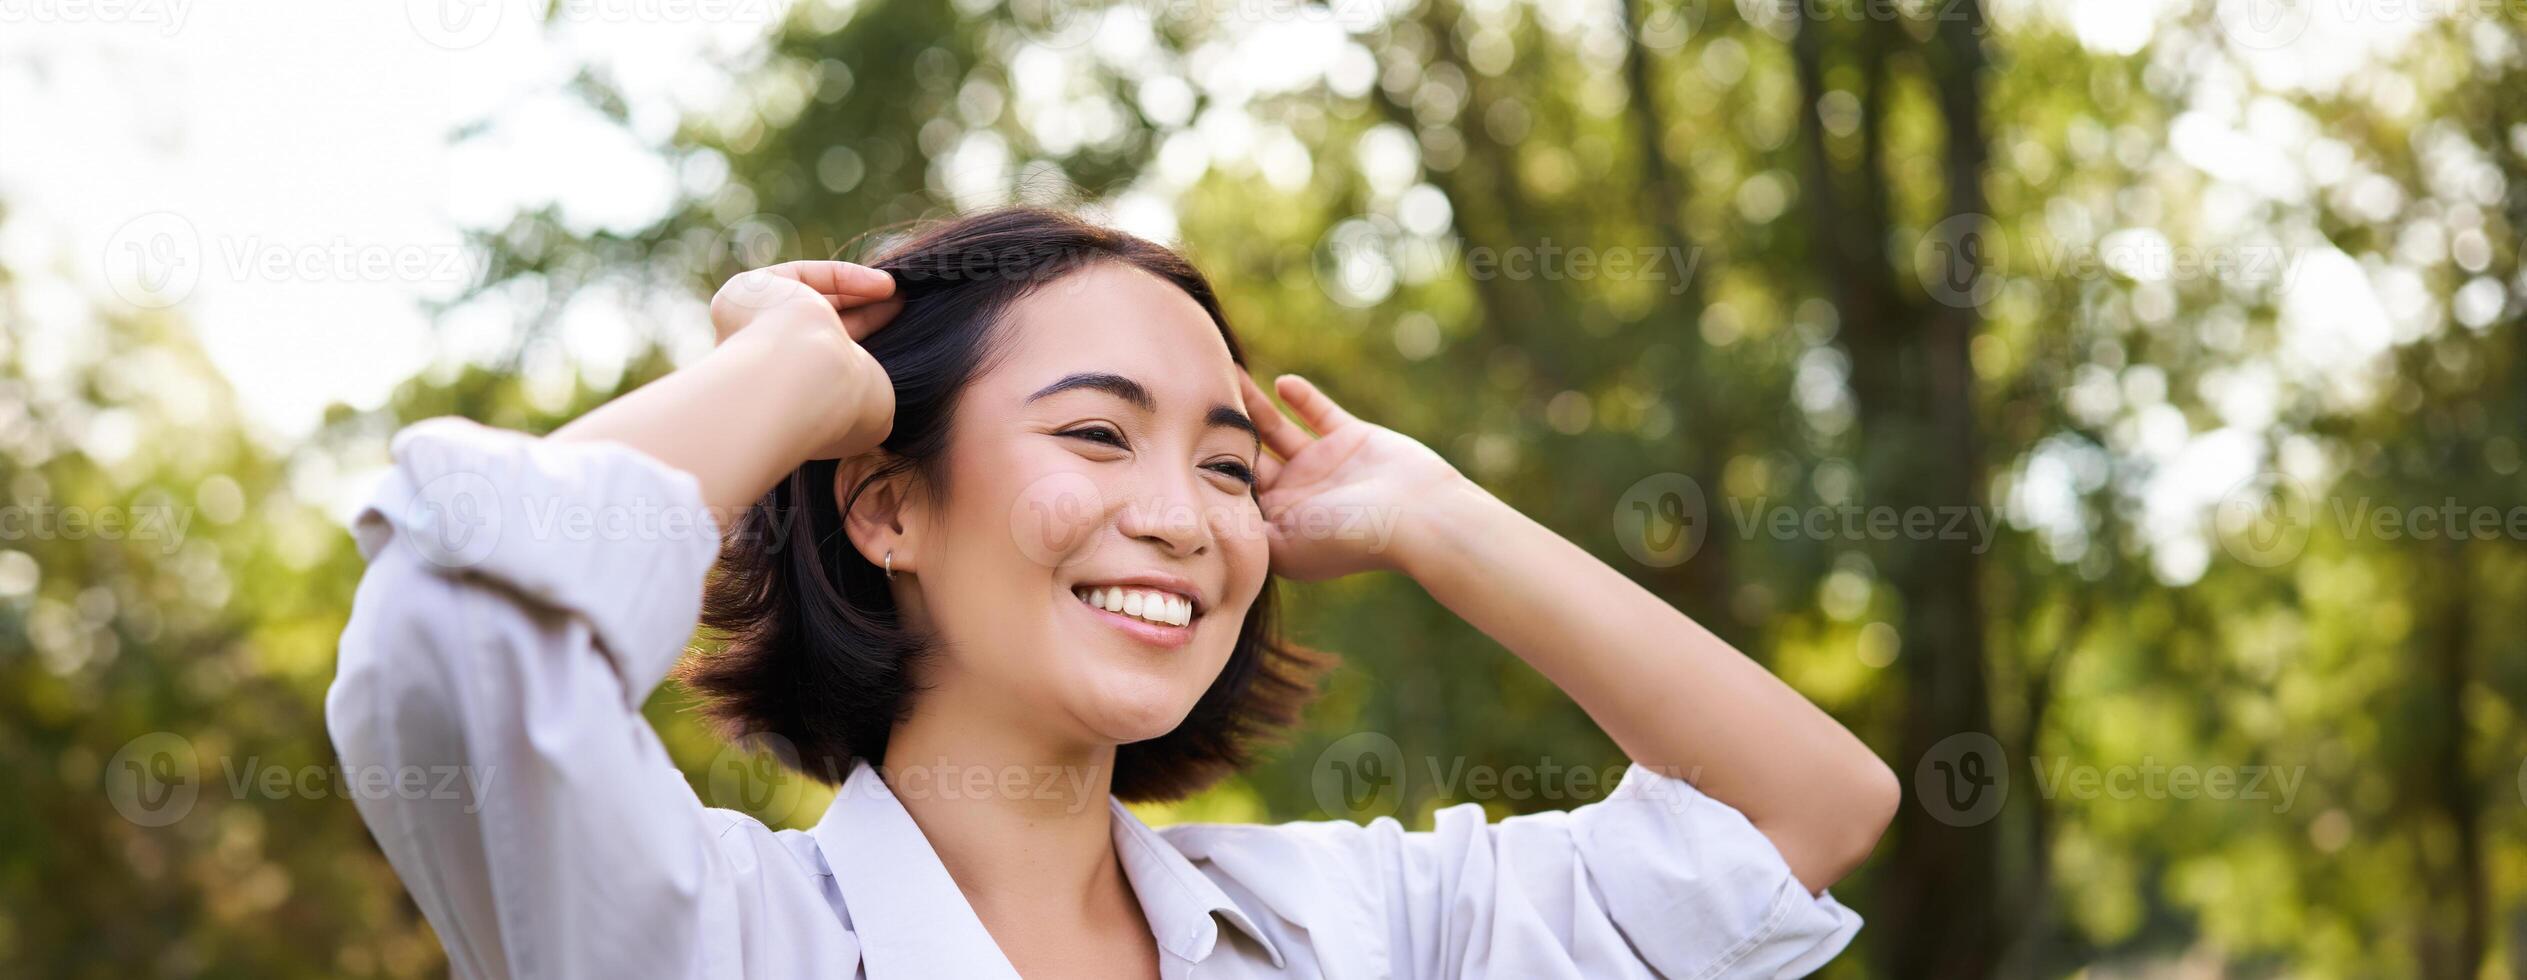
[1070,585,1199,628]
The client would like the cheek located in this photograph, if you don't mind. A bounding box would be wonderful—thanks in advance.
[1004,465,1106,569]
[1211,496,1272,604]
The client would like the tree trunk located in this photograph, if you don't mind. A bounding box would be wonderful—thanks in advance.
[1792,5,2004,976]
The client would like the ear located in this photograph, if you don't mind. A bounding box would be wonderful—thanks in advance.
[833,452,927,577]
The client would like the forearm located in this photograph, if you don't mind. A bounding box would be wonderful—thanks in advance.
[551,320,836,519]
[1396,477,1897,891]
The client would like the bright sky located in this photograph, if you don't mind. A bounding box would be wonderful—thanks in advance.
[1,0,2451,585]
[0,0,773,444]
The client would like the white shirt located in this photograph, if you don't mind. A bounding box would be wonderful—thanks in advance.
[326,417,1864,979]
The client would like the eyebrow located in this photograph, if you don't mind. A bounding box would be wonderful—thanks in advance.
[1025,371,1259,447]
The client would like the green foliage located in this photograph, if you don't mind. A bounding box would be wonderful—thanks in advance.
[9,2,2525,977]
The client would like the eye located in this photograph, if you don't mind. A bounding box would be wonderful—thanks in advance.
[1059,424,1127,448]
[1206,459,1259,486]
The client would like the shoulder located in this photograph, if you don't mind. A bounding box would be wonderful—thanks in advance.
[699,807,823,877]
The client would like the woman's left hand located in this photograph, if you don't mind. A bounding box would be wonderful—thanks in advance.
[1239,372,1471,581]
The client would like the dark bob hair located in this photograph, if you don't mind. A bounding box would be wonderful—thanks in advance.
[678,207,1331,803]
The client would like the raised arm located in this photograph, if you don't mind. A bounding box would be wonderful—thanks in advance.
[1241,373,1898,896]
[323,263,899,977]
[551,261,901,510]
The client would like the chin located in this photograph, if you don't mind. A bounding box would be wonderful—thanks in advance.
[1070,669,1209,745]
[1044,590,1238,745]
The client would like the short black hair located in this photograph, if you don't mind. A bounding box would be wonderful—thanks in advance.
[679,207,1331,803]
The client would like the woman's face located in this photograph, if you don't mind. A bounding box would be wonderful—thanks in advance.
[896,261,1270,747]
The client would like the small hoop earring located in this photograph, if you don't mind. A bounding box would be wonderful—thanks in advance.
[884,549,895,581]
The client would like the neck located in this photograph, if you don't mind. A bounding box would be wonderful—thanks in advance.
[880,691,1130,924]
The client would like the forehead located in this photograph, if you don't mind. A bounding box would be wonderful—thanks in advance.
[979,261,1241,406]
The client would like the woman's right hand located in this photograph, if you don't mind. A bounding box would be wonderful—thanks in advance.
[709,260,903,460]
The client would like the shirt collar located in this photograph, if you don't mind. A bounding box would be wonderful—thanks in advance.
[1108,794,1287,969]
[809,760,1284,973]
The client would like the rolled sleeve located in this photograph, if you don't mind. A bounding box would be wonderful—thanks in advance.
[352,416,722,704]
[1565,763,1862,978]
[326,418,856,978]
[1165,761,1862,979]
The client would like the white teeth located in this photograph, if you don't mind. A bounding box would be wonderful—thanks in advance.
[1076,586,1194,628]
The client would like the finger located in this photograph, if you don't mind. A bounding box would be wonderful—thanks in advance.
[838,297,904,342]
[1252,449,1283,489]
[1240,370,1315,460]
[763,260,897,301]
[1275,374,1357,434]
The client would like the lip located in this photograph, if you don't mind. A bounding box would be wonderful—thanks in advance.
[1067,587,1197,649]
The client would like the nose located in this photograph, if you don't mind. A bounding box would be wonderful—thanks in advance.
[1114,463,1211,559]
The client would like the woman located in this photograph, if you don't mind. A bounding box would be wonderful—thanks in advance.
[328,208,1898,979]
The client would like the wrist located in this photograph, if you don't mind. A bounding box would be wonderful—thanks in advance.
[1390,474,1507,579]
